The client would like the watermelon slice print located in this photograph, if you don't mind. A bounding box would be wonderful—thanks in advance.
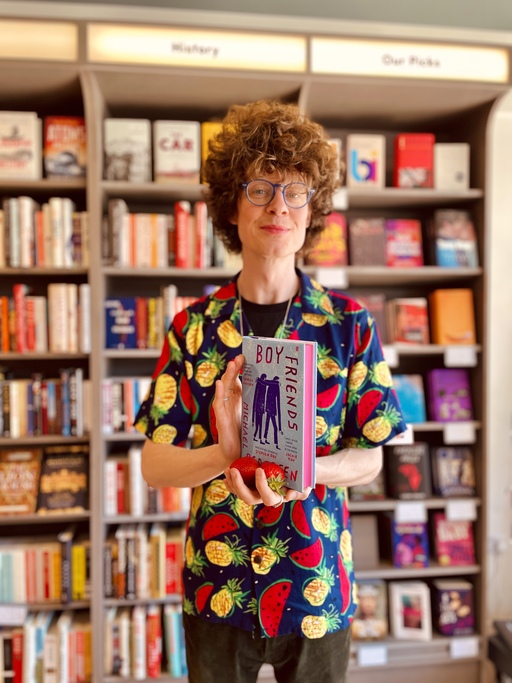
[258,579,292,637]
[317,384,341,411]
[195,582,214,614]
[202,512,239,540]
[357,388,384,427]
[152,336,171,378]
[290,500,311,538]
[256,505,284,526]
[290,537,323,569]
[357,322,373,356]
[338,553,351,615]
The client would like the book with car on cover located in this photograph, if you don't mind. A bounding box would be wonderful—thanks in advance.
[241,336,317,492]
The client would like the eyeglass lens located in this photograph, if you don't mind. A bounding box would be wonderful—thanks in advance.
[245,180,311,208]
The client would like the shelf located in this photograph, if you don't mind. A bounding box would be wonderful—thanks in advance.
[0,352,89,360]
[0,178,86,192]
[0,267,88,276]
[346,187,483,209]
[104,595,182,607]
[355,562,480,580]
[104,432,145,443]
[307,266,483,287]
[103,265,237,279]
[0,511,90,525]
[104,512,188,524]
[0,436,90,446]
[388,343,482,356]
[349,497,481,513]
[409,420,481,432]
[102,179,204,202]
[104,349,160,359]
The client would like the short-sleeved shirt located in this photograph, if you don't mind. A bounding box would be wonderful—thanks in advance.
[134,269,407,639]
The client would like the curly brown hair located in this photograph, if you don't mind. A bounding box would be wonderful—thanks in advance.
[202,100,341,255]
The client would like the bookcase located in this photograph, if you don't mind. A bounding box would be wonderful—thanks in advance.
[0,8,511,683]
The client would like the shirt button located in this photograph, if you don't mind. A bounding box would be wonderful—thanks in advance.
[256,519,264,529]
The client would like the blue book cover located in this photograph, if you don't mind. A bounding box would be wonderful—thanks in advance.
[391,519,430,568]
[241,336,317,492]
[104,297,137,349]
[391,374,427,423]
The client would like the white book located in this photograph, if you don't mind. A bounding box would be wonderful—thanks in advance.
[43,614,60,681]
[48,197,64,268]
[434,142,470,190]
[134,213,152,268]
[47,283,69,352]
[61,197,75,268]
[66,283,78,353]
[42,203,52,268]
[104,459,118,517]
[0,209,5,267]
[22,611,37,683]
[128,444,145,517]
[7,197,20,268]
[78,283,91,354]
[18,196,36,267]
[8,380,20,439]
[116,607,131,678]
[131,605,147,680]
[12,546,27,603]
[0,111,41,180]
[389,580,432,641]
[152,213,168,268]
[134,523,149,599]
[103,606,117,675]
[153,119,201,183]
[346,133,386,188]
[30,295,48,353]
[104,118,151,182]
[56,611,73,683]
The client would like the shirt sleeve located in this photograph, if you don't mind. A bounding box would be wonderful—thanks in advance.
[341,308,407,447]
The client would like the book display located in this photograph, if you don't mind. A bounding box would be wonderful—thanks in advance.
[0,7,508,683]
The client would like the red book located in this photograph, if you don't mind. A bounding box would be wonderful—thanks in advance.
[146,605,162,678]
[135,296,148,349]
[174,201,191,268]
[194,200,208,268]
[394,133,435,188]
[116,461,127,514]
[433,512,475,566]
[12,283,30,352]
[43,115,86,178]
[165,528,184,595]
[11,628,23,683]
[305,212,348,266]
[25,296,36,350]
[385,219,424,267]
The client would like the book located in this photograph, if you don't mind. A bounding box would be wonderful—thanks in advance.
[388,580,432,640]
[386,297,429,345]
[153,120,201,183]
[353,293,388,344]
[352,579,388,640]
[346,134,385,188]
[431,578,475,635]
[304,212,348,266]
[385,219,424,267]
[43,116,86,178]
[391,374,427,423]
[348,217,386,266]
[394,133,435,188]
[384,442,432,500]
[432,512,476,566]
[241,336,317,492]
[0,111,41,180]
[351,514,380,569]
[428,288,476,345]
[36,445,89,514]
[104,297,137,349]
[426,368,474,422]
[0,447,43,515]
[103,118,151,182]
[434,142,470,191]
[348,468,386,501]
[389,518,430,568]
[430,446,476,497]
[200,120,223,182]
[428,209,479,267]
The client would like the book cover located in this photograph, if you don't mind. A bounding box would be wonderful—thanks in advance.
[385,219,424,267]
[387,298,430,345]
[103,118,151,182]
[426,368,473,422]
[389,580,432,640]
[305,212,348,266]
[0,111,41,180]
[153,120,201,183]
[352,579,388,640]
[390,518,430,568]
[241,336,317,492]
[431,578,474,635]
[36,445,89,514]
[429,288,476,345]
[385,442,432,500]
[200,121,223,182]
[346,134,385,188]
[104,297,137,349]
[434,142,470,191]
[348,217,387,266]
[428,209,479,267]
[43,116,86,178]
[394,133,435,188]
[431,446,476,497]
[353,293,388,344]
[0,447,43,515]
[391,374,427,423]
[433,512,476,566]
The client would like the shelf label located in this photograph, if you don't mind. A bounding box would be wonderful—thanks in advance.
[332,188,349,210]
[395,501,427,523]
[357,643,388,667]
[0,20,78,61]
[444,346,478,367]
[446,499,477,521]
[444,422,476,444]
[450,636,479,659]
[0,605,28,626]
[386,423,414,445]
[88,24,307,72]
[310,37,509,83]
[313,266,349,290]
[382,345,399,368]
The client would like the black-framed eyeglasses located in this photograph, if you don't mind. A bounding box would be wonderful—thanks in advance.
[241,179,315,209]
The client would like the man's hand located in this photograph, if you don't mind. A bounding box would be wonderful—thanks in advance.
[213,354,245,468]
[224,466,311,507]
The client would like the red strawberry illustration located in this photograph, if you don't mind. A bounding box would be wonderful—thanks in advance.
[317,384,341,411]
[256,505,284,526]
[258,579,292,637]
[357,388,384,427]
[260,461,286,494]
[291,500,311,538]
[290,537,323,569]
[195,582,214,614]
[202,512,239,540]
[230,456,259,488]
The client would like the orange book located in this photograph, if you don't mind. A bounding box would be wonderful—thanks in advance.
[429,288,476,344]
[305,212,348,266]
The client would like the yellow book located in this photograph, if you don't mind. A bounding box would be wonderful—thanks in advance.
[200,121,223,182]
[71,542,86,601]
[429,288,476,345]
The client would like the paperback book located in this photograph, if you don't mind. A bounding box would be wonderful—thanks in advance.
[153,120,201,183]
[385,219,424,267]
[433,143,470,191]
[0,447,43,515]
[346,134,386,188]
[432,512,476,566]
[241,336,317,492]
[428,209,479,268]
[391,374,427,423]
[352,579,388,640]
[394,133,435,188]
[426,368,474,422]
[390,518,430,568]
[431,578,475,635]
[348,217,387,266]
[384,442,432,500]
[353,293,388,344]
[430,446,476,497]
[389,580,432,640]
[428,288,476,345]
[43,115,87,178]
[386,297,429,345]
[36,444,89,514]
[305,212,347,266]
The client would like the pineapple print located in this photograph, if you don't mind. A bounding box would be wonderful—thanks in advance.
[185,312,205,354]
[311,507,339,541]
[369,360,393,387]
[185,360,194,380]
[303,563,336,606]
[302,312,329,327]
[250,530,290,575]
[152,424,178,444]
[192,424,208,448]
[230,497,254,528]
[202,479,230,513]
[168,330,183,362]
[362,402,402,442]
[211,578,248,618]
[185,537,207,577]
[316,415,328,440]
[150,374,177,423]
[339,529,353,564]
[205,536,249,567]
[317,345,346,379]
[189,485,204,527]
[306,285,335,316]
[195,346,227,387]
[205,299,225,318]
[301,605,342,638]
[348,361,368,392]
[217,315,242,348]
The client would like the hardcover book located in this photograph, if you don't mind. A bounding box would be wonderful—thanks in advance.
[431,578,475,635]
[105,297,137,349]
[385,442,432,500]
[241,335,317,492]
[36,445,89,514]
[305,212,348,266]
[389,580,432,640]
[348,217,387,266]
[352,579,388,640]
[387,297,429,345]
[394,133,435,188]
[103,118,151,182]
[391,374,427,423]
[200,121,223,182]
[346,134,386,188]
[43,116,87,178]
[428,209,479,267]
[0,110,41,180]
[153,120,201,183]
[431,446,476,497]
[0,447,43,515]
[433,512,476,566]
[428,288,476,345]
[426,368,474,422]
[433,143,470,191]
[353,293,388,344]
[385,219,424,267]
[390,518,430,568]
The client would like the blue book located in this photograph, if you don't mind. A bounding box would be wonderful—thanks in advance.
[104,297,137,349]
[391,518,430,568]
[392,374,427,423]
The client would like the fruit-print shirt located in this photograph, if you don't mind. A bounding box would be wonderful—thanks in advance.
[134,269,407,639]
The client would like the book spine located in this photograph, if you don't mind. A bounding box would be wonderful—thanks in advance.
[174,201,191,268]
